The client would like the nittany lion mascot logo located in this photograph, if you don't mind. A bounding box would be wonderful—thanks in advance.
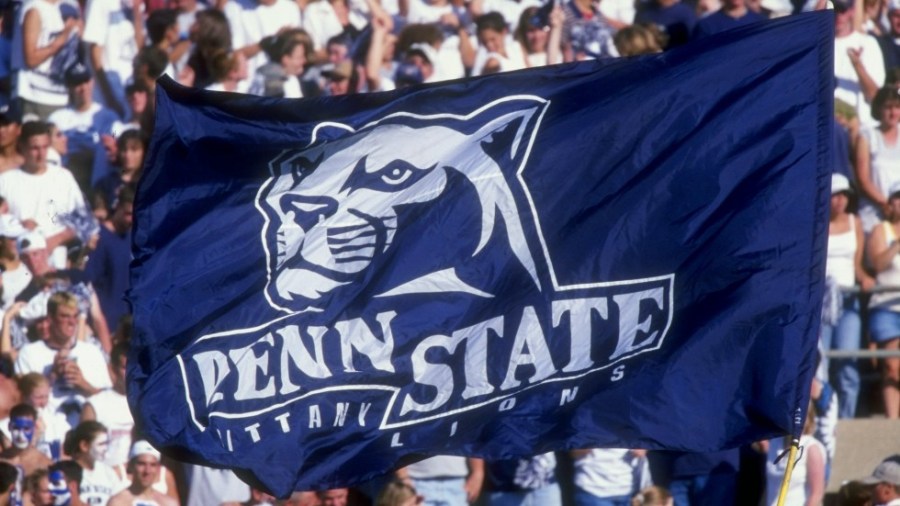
[257,97,549,314]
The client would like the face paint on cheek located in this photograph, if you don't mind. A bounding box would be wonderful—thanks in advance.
[48,470,71,506]
[89,435,109,462]
[10,417,35,449]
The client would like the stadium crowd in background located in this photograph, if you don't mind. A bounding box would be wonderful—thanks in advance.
[0,0,892,502]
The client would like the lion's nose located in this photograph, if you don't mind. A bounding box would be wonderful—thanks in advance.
[279,194,339,231]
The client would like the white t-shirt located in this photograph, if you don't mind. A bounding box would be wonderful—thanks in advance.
[858,125,900,231]
[14,340,112,413]
[406,456,469,479]
[81,461,126,506]
[186,465,250,506]
[11,0,76,106]
[0,165,85,238]
[834,32,886,128]
[231,0,303,91]
[765,435,826,506]
[1,265,31,310]
[81,0,138,88]
[87,389,133,467]
[302,0,368,51]
[471,37,526,76]
[573,449,648,498]
[598,0,636,25]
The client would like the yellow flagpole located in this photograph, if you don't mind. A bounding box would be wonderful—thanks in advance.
[775,439,801,506]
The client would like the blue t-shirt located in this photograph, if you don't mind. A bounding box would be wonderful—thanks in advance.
[48,104,119,189]
[693,9,766,38]
[635,2,697,48]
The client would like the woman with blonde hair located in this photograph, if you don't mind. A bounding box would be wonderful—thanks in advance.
[763,400,826,506]
[632,486,673,506]
[376,480,423,506]
[613,24,666,57]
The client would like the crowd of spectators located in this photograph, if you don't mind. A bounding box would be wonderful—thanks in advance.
[0,0,890,500]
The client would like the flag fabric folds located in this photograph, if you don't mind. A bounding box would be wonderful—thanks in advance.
[129,12,832,496]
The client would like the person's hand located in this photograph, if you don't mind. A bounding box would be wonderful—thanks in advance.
[860,274,876,292]
[21,219,38,230]
[62,17,83,37]
[3,302,25,323]
[440,12,460,29]
[372,11,393,33]
[848,47,864,68]
[810,378,823,400]
[752,440,769,453]
[101,133,117,163]
[51,352,70,382]
[34,417,45,443]
[177,65,195,88]
[549,4,565,28]
[629,449,648,459]
[464,472,483,503]
[63,360,89,392]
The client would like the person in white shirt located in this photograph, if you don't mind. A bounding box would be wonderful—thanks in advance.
[65,420,126,505]
[472,12,526,76]
[0,121,86,270]
[81,0,142,119]
[14,291,111,426]
[834,0,886,128]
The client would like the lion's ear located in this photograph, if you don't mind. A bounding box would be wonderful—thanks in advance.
[471,105,541,162]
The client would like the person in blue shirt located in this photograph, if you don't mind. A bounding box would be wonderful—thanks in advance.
[634,0,697,48]
[693,0,766,38]
[46,63,119,194]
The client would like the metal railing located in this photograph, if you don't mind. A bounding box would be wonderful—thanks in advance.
[821,285,900,358]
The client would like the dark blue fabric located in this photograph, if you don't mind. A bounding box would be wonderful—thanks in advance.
[834,122,853,183]
[84,226,132,330]
[877,35,900,74]
[128,12,833,497]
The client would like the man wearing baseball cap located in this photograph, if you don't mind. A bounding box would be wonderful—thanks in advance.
[860,456,900,505]
[107,441,176,506]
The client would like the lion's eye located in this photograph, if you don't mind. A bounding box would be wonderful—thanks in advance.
[380,167,412,186]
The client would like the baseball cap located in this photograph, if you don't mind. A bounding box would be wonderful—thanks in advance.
[0,215,26,239]
[406,43,437,66]
[394,62,424,86]
[128,440,161,461]
[322,60,353,81]
[16,231,46,253]
[0,103,21,125]
[63,62,92,88]
[832,173,852,195]
[860,456,900,486]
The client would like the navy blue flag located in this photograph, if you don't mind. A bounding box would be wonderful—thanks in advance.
[129,12,832,496]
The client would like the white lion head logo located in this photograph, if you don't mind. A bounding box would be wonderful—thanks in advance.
[257,98,548,313]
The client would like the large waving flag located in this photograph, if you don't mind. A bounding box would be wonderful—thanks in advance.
[129,12,832,496]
